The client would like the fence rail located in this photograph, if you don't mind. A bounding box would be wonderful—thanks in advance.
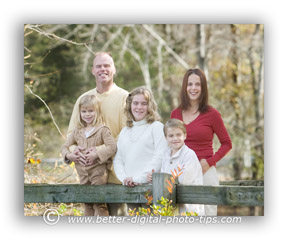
[24,173,264,207]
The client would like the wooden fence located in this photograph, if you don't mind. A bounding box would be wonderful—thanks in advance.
[24,173,264,207]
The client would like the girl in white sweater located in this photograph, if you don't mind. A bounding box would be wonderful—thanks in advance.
[113,87,167,187]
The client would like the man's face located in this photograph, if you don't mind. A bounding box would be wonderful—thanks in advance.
[92,54,116,86]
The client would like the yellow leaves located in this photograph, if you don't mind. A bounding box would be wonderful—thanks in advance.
[171,169,176,179]
[167,186,173,194]
[31,179,38,183]
[145,190,153,205]
[166,179,172,189]
[128,208,137,216]
[177,171,183,178]
[166,165,184,194]
[146,195,153,205]
[147,207,151,215]
[27,158,41,164]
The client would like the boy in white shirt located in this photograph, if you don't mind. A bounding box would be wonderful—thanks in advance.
[160,118,204,216]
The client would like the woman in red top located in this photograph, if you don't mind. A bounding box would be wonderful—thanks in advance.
[171,68,232,215]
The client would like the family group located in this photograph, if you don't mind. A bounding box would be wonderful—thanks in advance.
[61,52,232,217]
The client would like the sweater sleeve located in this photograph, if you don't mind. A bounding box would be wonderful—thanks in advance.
[60,130,77,165]
[96,127,117,164]
[113,130,127,184]
[181,150,203,185]
[206,109,232,166]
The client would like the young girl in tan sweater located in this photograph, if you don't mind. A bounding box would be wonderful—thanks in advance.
[61,94,116,216]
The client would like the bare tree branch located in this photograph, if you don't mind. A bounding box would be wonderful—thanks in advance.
[102,25,124,51]
[157,43,164,98]
[25,24,94,54]
[142,24,189,69]
[125,46,151,89]
[25,85,66,140]
[82,24,98,82]
[119,33,130,62]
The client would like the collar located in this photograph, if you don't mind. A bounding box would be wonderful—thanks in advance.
[132,118,148,126]
[95,83,116,96]
[79,124,104,138]
[169,144,186,159]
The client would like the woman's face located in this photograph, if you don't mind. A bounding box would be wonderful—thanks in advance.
[131,94,148,122]
[187,74,201,103]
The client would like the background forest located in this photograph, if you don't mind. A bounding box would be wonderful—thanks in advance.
[24,24,264,183]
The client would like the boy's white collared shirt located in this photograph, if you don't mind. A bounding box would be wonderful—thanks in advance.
[161,144,203,185]
[161,144,205,216]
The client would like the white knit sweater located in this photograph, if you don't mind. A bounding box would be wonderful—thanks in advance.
[113,119,167,184]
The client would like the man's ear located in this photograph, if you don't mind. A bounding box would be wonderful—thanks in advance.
[184,133,187,140]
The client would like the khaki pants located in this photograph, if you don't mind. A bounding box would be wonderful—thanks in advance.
[203,166,219,216]
[107,167,129,216]
[75,163,109,216]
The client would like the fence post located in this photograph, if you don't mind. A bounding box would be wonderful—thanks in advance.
[152,172,177,206]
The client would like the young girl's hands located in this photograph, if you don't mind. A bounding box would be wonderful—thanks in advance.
[66,146,86,166]
[85,148,98,166]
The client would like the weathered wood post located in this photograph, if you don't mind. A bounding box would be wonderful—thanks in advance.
[152,172,177,206]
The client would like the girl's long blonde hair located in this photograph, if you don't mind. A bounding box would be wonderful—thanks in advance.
[125,86,160,127]
[76,94,103,128]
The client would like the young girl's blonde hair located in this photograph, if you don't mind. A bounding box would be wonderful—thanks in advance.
[76,94,103,128]
[164,119,186,137]
[125,86,160,127]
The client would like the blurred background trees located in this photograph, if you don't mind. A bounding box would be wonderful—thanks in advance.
[24,24,264,181]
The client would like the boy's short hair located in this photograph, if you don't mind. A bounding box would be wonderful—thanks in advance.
[164,119,186,136]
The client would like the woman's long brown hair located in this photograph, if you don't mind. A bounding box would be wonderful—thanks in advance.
[179,68,209,113]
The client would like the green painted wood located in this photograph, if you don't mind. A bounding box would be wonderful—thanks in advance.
[152,173,177,206]
[24,184,152,203]
[176,185,264,206]
[24,175,264,206]
[220,180,264,186]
